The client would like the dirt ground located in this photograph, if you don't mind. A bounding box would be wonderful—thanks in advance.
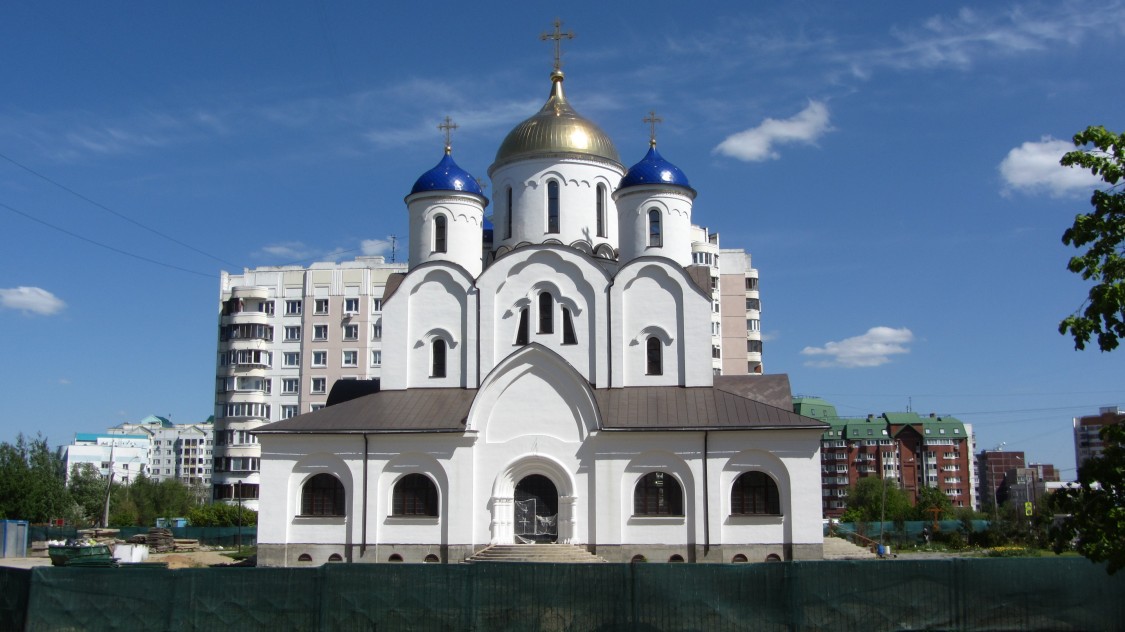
[0,549,241,570]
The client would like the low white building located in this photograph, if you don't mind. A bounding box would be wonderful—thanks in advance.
[254,48,824,565]
[63,434,151,484]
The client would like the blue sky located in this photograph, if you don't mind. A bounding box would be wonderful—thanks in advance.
[2,1,1122,478]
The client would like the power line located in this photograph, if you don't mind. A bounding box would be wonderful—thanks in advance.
[1,200,215,279]
[0,150,241,268]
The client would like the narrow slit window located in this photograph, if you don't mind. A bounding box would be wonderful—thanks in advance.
[434,215,447,253]
[646,337,663,375]
[596,184,606,238]
[431,339,447,378]
[648,209,662,247]
[505,186,513,240]
[562,307,577,345]
[515,308,529,345]
[538,292,554,334]
[547,181,560,234]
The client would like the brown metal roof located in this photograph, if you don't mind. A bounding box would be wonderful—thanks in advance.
[713,374,794,411]
[255,388,475,434]
[594,386,825,430]
[255,385,823,435]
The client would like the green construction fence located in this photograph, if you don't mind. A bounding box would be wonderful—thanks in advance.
[3,557,1124,631]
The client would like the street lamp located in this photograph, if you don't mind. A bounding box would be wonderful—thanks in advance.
[236,480,242,555]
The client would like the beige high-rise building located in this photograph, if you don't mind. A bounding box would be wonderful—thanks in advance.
[213,256,407,509]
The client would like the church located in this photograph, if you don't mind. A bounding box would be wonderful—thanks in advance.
[254,28,825,565]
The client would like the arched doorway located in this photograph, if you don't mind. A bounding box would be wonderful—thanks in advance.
[514,474,558,543]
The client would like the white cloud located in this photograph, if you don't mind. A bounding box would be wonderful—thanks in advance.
[0,286,66,316]
[361,238,392,256]
[999,136,1103,197]
[801,326,914,368]
[841,3,1121,77]
[713,101,831,162]
[257,241,313,262]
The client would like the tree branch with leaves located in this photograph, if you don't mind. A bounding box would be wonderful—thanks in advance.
[1059,126,1125,351]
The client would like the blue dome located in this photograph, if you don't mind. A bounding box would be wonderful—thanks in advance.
[410,152,484,196]
[619,146,692,189]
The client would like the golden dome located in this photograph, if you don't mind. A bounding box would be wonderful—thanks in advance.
[492,70,620,170]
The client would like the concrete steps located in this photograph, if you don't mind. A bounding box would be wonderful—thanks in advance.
[822,535,879,560]
[466,544,608,564]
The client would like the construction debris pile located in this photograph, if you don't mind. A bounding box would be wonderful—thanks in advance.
[126,528,198,553]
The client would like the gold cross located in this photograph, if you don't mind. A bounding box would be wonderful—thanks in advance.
[644,111,663,147]
[540,18,575,72]
[438,116,458,154]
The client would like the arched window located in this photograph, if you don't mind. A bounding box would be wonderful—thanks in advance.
[596,184,606,238]
[392,473,439,516]
[562,308,577,345]
[633,471,683,516]
[731,471,781,515]
[505,186,513,239]
[646,337,662,376]
[648,209,662,247]
[301,473,345,516]
[538,292,554,334]
[515,307,529,345]
[431,339,447,378]
[547,180,560,233]
[434,215,447,253]
[297,553,313,562]
[327,553,343,562]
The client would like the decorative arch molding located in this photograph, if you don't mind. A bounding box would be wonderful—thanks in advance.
[721,448,792,518]
[421,204,482,225]
[412,327,458,349]
[468,342,601,440]
[594,243,616,259]
[630,324,673,347]
[616,257,711,302]
[290,452,353,522]
[489,246,612,290]
[543,238,564,245]
[568,240,593,255]
[488,452,578,544]
[378,451,449,518]
[403,263,476,297]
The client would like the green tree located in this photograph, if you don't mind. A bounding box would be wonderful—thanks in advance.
[0,434,73,523]
[840,477,911,524]
[1059,126,1125,351]
[913,485,954,522]
[186,503,257,527]
[67,463,115,527]
[107,474,201,527]
[1050,423,1125,574]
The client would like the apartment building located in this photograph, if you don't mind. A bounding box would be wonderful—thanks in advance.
[213,256,407,509]
[688,225,762,376]
[1073,406,1124,470]
[793,397,976,518]
[107,415,213,487]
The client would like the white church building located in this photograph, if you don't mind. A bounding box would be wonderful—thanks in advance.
[254,39,825,565]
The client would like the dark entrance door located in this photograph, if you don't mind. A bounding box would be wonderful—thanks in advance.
[514,474,558,543]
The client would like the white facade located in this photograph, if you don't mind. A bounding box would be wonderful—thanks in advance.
[254,64,823,565]
[63,434,151,484]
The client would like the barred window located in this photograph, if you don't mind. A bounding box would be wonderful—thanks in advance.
[301,474,345,516]
[392,474,438,516]
[633,471,683,516]
[731,472,781,515]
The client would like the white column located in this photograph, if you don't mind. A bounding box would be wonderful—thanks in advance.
[558,495,577,544]
[490,497,514,544]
